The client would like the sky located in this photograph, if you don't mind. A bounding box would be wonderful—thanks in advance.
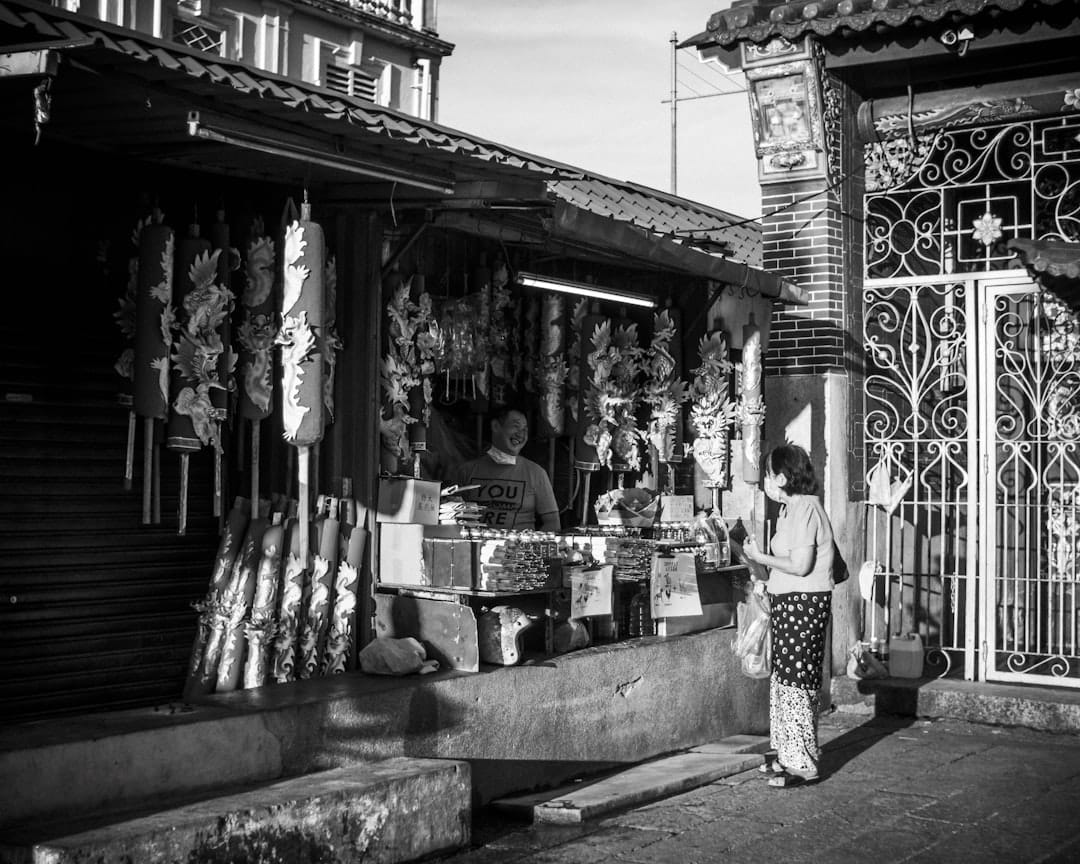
[435,1,760,220]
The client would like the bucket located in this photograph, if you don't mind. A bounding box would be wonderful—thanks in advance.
[888,633,924,679]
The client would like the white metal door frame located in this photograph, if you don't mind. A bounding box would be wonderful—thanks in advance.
[979,275,1080,687]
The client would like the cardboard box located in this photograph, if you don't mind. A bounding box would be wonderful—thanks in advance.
[378,523,426,585]
[422,537,475,588]
[376,478,440,525]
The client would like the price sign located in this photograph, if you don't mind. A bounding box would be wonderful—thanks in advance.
[571,564,613,619]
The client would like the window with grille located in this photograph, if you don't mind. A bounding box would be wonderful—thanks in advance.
[172,17,224,55]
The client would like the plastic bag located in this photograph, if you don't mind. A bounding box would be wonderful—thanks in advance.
[733,587,771,679]
[846,642,888,679]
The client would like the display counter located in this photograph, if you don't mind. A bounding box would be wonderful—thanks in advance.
[373,522,747,671]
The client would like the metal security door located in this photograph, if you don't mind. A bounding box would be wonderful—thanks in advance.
[863,275,980,681]
[981,278,1080,686]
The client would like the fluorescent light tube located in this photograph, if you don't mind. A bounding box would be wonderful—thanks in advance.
[516,272,656,309]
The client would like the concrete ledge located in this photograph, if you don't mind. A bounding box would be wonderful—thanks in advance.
[0,627,769,827]
[494,734,770,824]
[0,758,470,864]
[831,675,1080,733]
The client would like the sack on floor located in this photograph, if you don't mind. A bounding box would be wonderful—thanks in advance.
[359,637,440,676]
[734,586,771,679]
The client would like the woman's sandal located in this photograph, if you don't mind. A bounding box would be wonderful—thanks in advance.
[767,770,818,788]
[758,762,784,775]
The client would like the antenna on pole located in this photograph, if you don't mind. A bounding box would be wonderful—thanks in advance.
[670,31,677,195]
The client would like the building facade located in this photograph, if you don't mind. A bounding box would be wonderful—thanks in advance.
[688,0,1080,688]
[52,0,450,118]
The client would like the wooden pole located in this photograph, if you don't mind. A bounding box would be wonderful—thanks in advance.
[152,439,161,524]
[581,471,592,527]
[141,417,152,524]
[298,446,311,576]
[548,438,556,483]
[251,420,260,518]
[124,408,136,491]
[213,442,223,519]
[178,452,189,536]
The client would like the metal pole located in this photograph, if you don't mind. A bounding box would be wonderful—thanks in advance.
[670,31,677,194]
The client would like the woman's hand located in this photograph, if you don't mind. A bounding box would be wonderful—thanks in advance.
[742,536,763,563]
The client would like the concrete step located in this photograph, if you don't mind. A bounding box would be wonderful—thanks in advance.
[492,734,770,824]
[0,758,470,864]
[830,673,1080,734]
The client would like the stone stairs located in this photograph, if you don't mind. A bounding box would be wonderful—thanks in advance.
[0,759,470,864]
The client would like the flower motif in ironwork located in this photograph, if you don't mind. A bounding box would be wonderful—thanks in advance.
[971,211,1003,247]
[1064,88,1080,111]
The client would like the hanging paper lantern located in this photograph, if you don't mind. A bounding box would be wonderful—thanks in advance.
[242,515,285,689]
[278,202,324,448]
[575,310,608,472]
[237,218,276,422]
[645,308,689,465]
[183,496,249,700]
[537,294,568,439]
[739,315,765,484]
[689,330,736,488]
[134,217,175,422]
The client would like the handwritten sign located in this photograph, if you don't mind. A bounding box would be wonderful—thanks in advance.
[659,494,695,523]
[651,553,702,619]
[571,565,613,619]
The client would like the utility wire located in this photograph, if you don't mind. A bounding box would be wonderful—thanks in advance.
[677,58,742,96]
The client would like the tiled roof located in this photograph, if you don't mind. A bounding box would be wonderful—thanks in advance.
[687,0,1067,48]
[0,0,765,270]
[550,179,761,267]
[1009,238,1080,281]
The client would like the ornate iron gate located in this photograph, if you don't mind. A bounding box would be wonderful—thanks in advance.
[863,274,1080,686]
[861,111,1080,686]
[863,275,979,680]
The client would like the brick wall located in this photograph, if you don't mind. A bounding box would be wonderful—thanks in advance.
[761,179,845,376]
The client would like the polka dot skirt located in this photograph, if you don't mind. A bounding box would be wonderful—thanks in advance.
[770,591,831,692]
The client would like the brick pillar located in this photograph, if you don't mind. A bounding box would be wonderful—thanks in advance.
[762,180,845,377]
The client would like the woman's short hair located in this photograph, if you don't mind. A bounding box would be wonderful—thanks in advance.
[767,444,819,496]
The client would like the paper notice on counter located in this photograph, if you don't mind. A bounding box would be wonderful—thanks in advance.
[571,565,613,619]
[659,494,694,523]
[651,552,702,619]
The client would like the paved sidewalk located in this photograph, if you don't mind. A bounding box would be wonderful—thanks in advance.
[436,712,1080,864]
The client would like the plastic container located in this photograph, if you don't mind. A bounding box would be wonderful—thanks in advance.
[888,633,925,678]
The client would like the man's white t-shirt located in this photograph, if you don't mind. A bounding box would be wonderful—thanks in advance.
[448,454,558,530]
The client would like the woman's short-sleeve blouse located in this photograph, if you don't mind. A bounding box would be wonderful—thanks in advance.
[767,495,834,595]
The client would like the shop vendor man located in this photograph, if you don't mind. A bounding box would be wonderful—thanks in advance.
[448,406,560,531]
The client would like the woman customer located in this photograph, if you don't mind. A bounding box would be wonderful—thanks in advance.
[742,443,835,788]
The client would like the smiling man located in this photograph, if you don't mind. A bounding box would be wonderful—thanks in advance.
[448,406,560,531]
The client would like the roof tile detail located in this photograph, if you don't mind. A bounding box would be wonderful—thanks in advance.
[695,0,1065,46]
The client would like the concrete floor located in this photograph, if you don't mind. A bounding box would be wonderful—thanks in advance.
[435,710,1080,864]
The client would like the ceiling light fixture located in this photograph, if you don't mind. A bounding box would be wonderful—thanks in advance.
[186,111,454,194]
[516,272,657,309]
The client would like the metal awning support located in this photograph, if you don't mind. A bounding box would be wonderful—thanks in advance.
[185,111,456,195]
